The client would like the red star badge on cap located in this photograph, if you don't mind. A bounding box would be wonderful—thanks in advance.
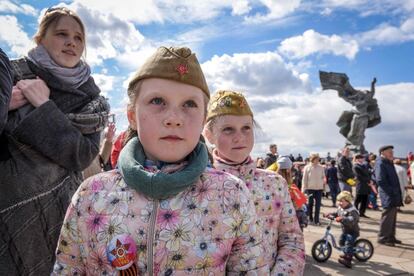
[176,64,189,75]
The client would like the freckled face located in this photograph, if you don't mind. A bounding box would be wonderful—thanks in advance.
[40,16,84,68]
[207,115,254,164]
[128,78,205,163]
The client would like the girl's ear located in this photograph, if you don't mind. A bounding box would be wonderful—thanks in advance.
[203,126,215,145]
[127,108,137,130]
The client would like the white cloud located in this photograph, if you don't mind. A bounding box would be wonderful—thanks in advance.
[232,0,251,15]
[277,17,413,60]
[0,15,34,57]
[65,3,146,67]
[318,0,414,17]
[244,0,301,24]
[72,0,163,24]
[75,0,235,24]
[322,0,368,8]
[74,0,298,25]
[175,26,220,44]
[401,17,414,32]
[202,51,311,97]
[0,0,37,15]
[116,46,159,71]
[357,18,414,46]
[156,0,229,23]
[92,73,115,98]
[320,8,333,16]
[278,29,359,60]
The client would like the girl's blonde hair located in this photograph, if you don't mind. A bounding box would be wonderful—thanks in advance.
[277,168,293,185]
[34,7,86,56]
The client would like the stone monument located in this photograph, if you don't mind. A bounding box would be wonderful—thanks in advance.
[319,71,381,153]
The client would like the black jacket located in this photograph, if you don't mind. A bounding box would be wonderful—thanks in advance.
[353,163,371,195]
[326,166,338,184]
[264,152,278,168]
[0,58,107,275]
[375,157,403,209]
[0,48,12,135]
[337,155,355,182]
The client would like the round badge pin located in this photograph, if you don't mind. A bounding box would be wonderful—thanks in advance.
[106,234,137,270]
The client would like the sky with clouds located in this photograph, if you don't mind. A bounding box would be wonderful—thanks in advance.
[1,0,413,158]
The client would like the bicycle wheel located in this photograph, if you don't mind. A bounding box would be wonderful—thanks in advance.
[312,239,332,262]
[354,238,374,261]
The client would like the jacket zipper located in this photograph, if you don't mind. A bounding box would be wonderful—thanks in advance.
[147,200,159,275]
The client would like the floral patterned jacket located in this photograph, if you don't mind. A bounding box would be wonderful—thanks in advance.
[53,166,269,275]
[213,155,305,275]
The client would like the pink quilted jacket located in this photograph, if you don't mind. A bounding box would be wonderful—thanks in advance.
[213,156,305,275]
[53,167,268,275]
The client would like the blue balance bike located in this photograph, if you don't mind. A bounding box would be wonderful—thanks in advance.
[311,216,374,263]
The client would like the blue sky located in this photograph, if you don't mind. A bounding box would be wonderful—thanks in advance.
[1,0,413,158]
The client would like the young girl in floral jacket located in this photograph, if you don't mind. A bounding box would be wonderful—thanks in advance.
[203,90,305,275]
[53,47,268,275]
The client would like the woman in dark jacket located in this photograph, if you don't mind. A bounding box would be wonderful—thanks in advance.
[353,154,372,217]
[0,7,108,275]
[326,160,340,207]
[0,48,13,134]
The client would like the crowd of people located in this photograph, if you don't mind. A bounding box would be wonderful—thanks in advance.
[256,142,411,267]
[0,6,411,275]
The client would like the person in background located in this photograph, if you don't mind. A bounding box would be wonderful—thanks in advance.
[204,90,305,275]
[394,159,408,212]
[321,160,329,200]
[302,153,325,226]
[407,152,414,186]
[376,145,403,246]
[326,152,332,162]
[83,121,116,178]
[110,129,127,168]
[353,153,371,218]
[326,160,340,207]
[0,7,109,275]
[53,46,267,275]
[277,156,308,231]
[292,162,304,190]
[367,153,380,210]
[256,157,265,169]
[264,143,278,168]
[296,153,303,162]
[338,146,355,193]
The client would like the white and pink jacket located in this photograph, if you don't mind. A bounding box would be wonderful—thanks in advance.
[53,167,268,275]
[213,154,305,275]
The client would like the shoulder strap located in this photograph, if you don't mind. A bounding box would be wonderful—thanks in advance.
[11,58,36,84]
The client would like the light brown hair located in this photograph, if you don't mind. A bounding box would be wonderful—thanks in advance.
[34,7,86,55]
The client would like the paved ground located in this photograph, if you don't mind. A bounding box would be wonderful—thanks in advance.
[303,188,414,276]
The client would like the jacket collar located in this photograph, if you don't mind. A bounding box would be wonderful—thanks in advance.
[212,149,256,180]
[339,204,358,214]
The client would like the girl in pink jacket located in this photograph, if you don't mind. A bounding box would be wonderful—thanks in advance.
[53,47,267,275]
[204,90,305,275]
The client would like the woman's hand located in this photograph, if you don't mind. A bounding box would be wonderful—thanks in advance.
[16,77,50,108]
[9,86,28,111]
